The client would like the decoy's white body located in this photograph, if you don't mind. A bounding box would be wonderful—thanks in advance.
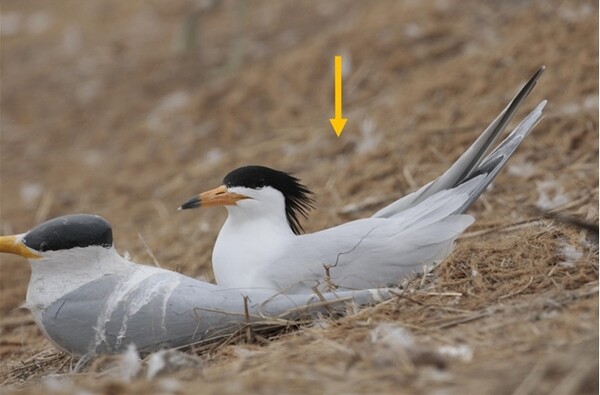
[180,67,547,293]
[0,216,391,356]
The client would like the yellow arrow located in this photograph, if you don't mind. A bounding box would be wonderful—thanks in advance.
[329,55,347,137]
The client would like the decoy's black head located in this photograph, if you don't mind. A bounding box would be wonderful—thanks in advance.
[179,165,315,235]
[22,214,113,253]
[0,214,114,259]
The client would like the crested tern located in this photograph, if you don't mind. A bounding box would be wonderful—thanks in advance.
[179,67,547,293]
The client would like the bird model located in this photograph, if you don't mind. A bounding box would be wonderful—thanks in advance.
[179,67,546,294]
[0,214,392,356]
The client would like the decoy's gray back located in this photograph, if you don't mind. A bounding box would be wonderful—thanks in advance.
[0,214,394,356]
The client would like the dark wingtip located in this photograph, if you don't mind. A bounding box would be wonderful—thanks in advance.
[532,65,545,81]
[514,66,545,104]
[179,195,201,210]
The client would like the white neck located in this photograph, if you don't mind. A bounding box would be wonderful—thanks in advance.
[224,207,294,236]
[25,246,134,315]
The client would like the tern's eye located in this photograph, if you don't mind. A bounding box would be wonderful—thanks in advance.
[255,178,266,188]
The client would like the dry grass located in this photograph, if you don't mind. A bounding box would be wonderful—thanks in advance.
[1,0,598,394]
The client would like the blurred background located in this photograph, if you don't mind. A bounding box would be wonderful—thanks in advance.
[1,0,597,328]
[0,0,597,391]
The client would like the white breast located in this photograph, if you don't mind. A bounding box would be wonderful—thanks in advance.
[212,216,292,290]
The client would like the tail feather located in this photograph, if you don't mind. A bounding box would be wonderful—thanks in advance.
[373,67,545,219]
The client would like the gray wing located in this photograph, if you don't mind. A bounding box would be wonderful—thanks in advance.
[263,181,479,292]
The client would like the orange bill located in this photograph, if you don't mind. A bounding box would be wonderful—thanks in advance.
[179,185,249,210]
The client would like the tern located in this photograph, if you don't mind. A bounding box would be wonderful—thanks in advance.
[179,67,546,293]
[0,214,393,356]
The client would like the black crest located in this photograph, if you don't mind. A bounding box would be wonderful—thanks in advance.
[224,165,315,234]
[23,214,113,252]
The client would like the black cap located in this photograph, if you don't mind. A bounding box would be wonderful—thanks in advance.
[224,165,315,234]
[23,214,113,252]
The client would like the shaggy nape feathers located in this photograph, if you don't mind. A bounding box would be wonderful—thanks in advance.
[223,165,315,234]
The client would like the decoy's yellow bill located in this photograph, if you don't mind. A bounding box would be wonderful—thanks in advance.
[0,235,42,259]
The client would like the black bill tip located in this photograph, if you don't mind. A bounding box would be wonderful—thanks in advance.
[179,195,201,210]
